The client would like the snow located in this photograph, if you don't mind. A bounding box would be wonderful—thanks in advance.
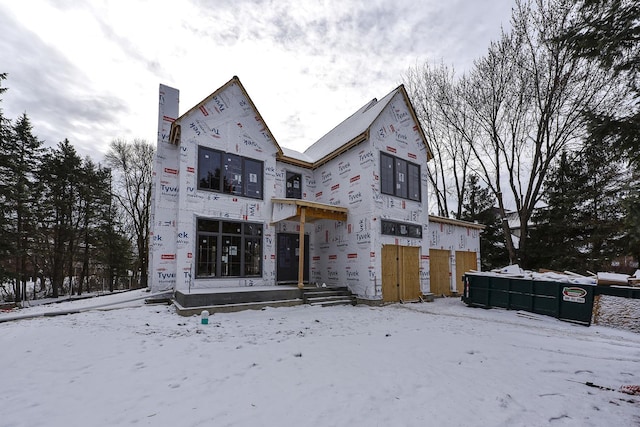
[594,295,640,333]
[1,292,639,427]
[303,89,396,162]
[474,264,599,285]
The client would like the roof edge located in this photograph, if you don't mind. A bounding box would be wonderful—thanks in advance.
[397,84,434,161]
[429,215,485,230]
[170,76,283,157]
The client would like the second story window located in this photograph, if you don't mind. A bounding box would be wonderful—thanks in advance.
[286,172,302,199]
[198,146,263,199]
[380,152,421,202]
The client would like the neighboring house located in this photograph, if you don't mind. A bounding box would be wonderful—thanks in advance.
[149,76,481,303]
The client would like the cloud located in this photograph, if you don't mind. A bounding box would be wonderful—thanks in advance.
[1,0,515,158]
[0,4,130,157]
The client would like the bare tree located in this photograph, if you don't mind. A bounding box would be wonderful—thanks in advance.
[105,139,155,288]
[404,0,623,267]
[403,62,476,218]
[463,0,622,265]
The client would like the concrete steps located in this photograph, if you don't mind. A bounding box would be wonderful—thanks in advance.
[302,287,357,307]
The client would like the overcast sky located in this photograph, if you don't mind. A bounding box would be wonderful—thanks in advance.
[0,0,515,160]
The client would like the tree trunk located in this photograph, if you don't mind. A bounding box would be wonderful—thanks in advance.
[12,278,19,302]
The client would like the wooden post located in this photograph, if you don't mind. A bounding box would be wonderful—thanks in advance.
[298,207,306,289]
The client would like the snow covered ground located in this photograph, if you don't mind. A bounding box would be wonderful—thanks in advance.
[1,291,639,427]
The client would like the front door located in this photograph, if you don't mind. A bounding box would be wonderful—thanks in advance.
[276,233,309,283]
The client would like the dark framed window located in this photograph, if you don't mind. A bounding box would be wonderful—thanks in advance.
[381,219,422,239]
[245,158,263,198]
[286,171,302,199]
[395,158,408,199]
[380,152,421,201]
[198,149,221,191]
[407,163,421,201]
[198,146,263,199]
[380,153,394,195]
[196,218,263,278]
[223,153,242,196]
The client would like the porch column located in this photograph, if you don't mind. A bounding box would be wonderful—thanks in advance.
[298,206,306,289]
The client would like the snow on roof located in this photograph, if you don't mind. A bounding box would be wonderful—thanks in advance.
[302,87,400,162]
[428,215,485,230]
[173,77,428,166]
[280,146,314,163]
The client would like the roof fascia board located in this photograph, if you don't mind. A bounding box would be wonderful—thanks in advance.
[277,130,369,170]
[397,84,434,161]
[429,215,485,230]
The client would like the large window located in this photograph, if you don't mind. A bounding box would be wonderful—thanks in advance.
[198,146,263,199]
[196,219,263,278]
[380,152,421,201]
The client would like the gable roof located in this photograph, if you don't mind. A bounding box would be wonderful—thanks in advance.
[170,76,283,157]
[281,84,433,168]
[169,77,433,168]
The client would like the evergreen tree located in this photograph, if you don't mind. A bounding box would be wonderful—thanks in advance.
[2,114,44,301]
[530,139,627,273]
[529,151,585,271]
[36,140,82,297]
[561,0,640,165]
[578,139,626,272]
[0,73,12,285]
[460,174,509,270]
[621,164,640,270]
[75,158,104,295]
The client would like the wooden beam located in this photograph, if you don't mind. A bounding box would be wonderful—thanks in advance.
[271,198,348,222]
[298,207,306,289]
[295,206,347,222]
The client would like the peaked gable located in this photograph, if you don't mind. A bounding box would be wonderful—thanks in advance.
[169,76,283,157]
[168,77,433,168]
[282,84,433,168]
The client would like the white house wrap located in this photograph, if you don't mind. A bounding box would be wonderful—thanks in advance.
[149,76,482,302]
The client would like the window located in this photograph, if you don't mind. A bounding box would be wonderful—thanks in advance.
[381,219,422,239]
[380,153,394,195]
[286,171,302,199]
[223,153,242,196]
[245,159,263,198]
[380,152,421,201]
[395,158,408,199]
[198,146,263,199]
[196,219,263,278]
[198,149,221,191]
[407,163,420,201]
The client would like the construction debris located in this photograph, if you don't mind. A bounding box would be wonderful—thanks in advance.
[629,270,640,287]
[484,265,596,285]
[482,265,639,287]
[597,272,631,286]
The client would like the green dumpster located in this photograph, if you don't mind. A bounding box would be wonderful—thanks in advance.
[463,273,595,326]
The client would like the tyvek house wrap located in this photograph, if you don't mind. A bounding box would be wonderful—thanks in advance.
[149,77,433,300]
[149,85,180,292]
[305,91,431,298]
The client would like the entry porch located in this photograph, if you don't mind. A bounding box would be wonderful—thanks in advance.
[171,284,356,316]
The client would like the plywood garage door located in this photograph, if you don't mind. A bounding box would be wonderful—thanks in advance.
[382,245,421,302]
[400,246,421,301]
[382,245,399,302]
[429,249,450,296]
[455,251,477,294]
